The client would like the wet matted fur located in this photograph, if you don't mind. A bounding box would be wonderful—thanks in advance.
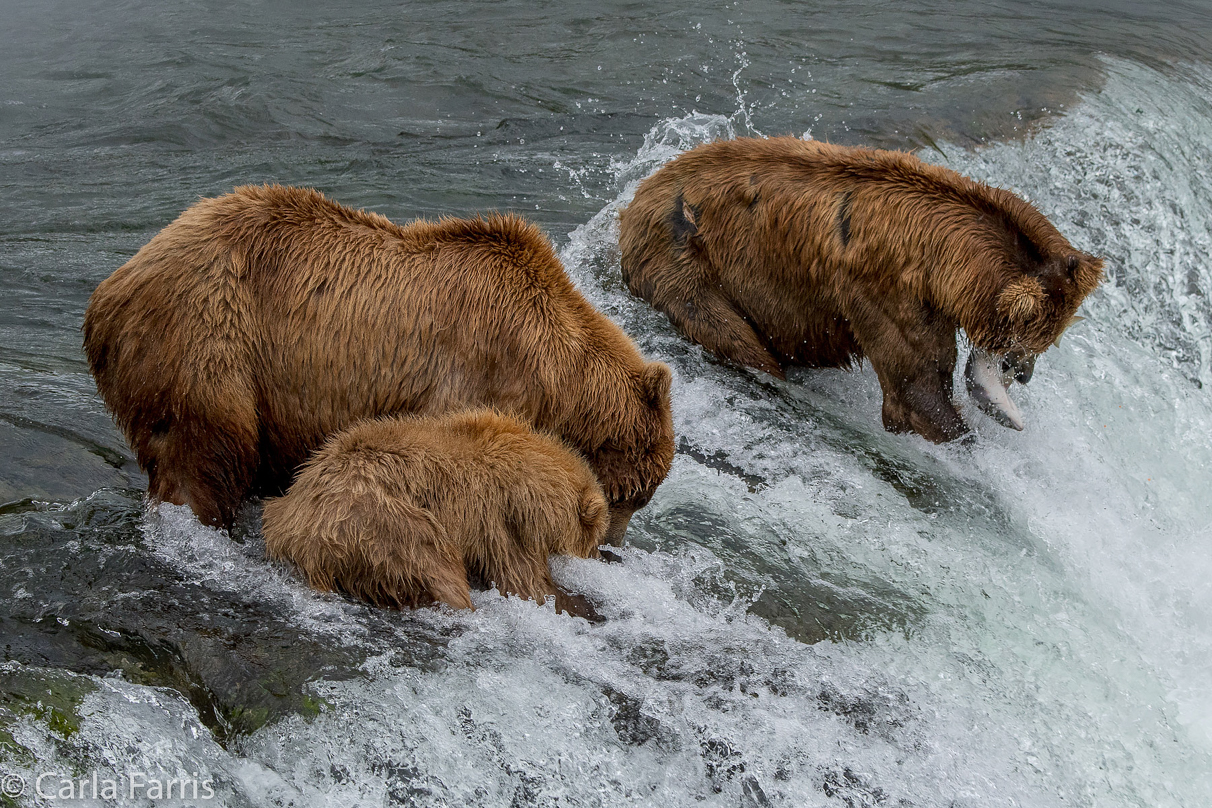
[262,410,607,612]
[619,137,1103,442]
[84,185,673,535]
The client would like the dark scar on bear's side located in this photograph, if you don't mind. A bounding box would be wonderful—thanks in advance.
[745,174,760,208]
[669,191,699,245]
[836,190,854,247]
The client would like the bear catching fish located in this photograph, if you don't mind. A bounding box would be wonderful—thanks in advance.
[619,137,1103,442]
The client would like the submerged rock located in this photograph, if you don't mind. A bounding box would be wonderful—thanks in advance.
[0,490,448,745]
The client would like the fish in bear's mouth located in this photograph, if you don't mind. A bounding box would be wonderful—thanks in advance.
[964,316,1084,431]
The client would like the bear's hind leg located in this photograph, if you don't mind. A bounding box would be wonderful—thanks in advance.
[345,500,474,611]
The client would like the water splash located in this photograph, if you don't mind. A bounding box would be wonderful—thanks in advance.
[937,59,1212,390]
[142,502,370,643]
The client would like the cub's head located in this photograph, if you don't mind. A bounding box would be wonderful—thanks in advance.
[584,361,675,545]
[489,416,609,558]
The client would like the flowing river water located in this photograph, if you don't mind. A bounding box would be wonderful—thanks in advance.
[2,2,1211,806]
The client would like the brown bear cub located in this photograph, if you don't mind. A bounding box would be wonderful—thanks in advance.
[619,137,1104,442]
[262,410,608,612]
[83,185,674,540]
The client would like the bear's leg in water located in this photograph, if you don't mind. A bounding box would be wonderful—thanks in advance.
[847,296,968,442]
[356,501,474,610]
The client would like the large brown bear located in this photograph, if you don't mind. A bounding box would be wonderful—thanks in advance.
[261,410,607,612]
[619,137,1104,442]
[83,185,674,540]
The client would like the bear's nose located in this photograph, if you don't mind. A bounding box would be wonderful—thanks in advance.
[1001,353,1035,385]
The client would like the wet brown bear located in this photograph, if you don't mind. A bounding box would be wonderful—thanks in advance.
[619,137,1104,442]
[262,410,607,612]
[83,185,673,540]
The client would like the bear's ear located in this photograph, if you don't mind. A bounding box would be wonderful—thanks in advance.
[997,277,1044,323]
[640,362,673,408]
[1077,254,1106,291]
[580,487,606,529]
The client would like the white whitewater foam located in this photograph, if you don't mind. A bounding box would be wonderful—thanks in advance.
[143,502,372,643]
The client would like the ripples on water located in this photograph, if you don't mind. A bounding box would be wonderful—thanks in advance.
[2,3,1212,806]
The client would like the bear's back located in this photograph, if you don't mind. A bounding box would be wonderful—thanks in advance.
[306,410,603,540]
[655,137,1073,263]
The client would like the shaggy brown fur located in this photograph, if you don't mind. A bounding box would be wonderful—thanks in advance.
[262,410,607,612]
[619,137,1104,442]
[83,185,673,536]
